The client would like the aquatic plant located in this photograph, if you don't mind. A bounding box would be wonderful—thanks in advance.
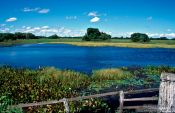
[92,68,133,81]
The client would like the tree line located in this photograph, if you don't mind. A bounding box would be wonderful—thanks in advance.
[0,32,63,42]
[0,28,174,42]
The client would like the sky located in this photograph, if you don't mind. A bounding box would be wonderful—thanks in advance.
[0,0,175,38]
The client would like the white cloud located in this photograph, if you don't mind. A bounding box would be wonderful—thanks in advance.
[0,24,6,27]
[90,17,100,23]
[23,7,40,12]
[23,7,50,14]
[42,26,49,29]
[146,33,175,38]
[147,16,153,21]
[0,28,10,32]
[66,16,77,20]
[160,33,175,38]
[88,12,97,17]
[10,26,85,37]
[38,9,50,14]
[33,27,41,30]
[167,29,172,32]
[6,17,17,22]
[26,27,31,30]
[88,11,107,17]
[22,26,26,28]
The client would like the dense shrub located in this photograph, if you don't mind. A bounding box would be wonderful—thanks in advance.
[0,32,38,42]
[131,33,150,42]
[48,34,60,39]
[82,28,111,41]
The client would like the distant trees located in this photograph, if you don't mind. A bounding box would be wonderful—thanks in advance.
[131,33,150,42]
[48,34,60,39]
[0,33,16,42]
[160,37,168,40]
[0,32,39,42]
[82,28,111,41]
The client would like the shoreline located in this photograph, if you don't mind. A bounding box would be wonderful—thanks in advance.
[48,41,175,48]
[0,39,175,48]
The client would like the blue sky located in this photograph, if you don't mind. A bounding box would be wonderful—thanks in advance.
[0,0,175,38]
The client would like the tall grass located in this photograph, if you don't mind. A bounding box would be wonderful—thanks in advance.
[92,68,133,81]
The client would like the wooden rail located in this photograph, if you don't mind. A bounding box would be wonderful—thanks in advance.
[11,88,159,113]
[118,89,159,113]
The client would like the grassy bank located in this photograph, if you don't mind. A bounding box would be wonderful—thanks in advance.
[0,38,175,48]
[1,66,175,112]
[49,41,175,48]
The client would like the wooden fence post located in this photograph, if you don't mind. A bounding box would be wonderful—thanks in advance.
[119,90,124,113]
[62,98,70,113]
[158,72,175,113]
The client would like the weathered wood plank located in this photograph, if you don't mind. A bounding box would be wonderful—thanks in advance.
[62,98,69,113]
[67,91,120,101]
[124,88,159,94]
[12,100,63,108]
[124,97,158,102]
[158,72,175,113]
[118,91,124,113]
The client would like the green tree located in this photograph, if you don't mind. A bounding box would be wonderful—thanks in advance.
[131,33,150,42]
[160,37,168,40]
[0,33,5,42]
[49,34,60,39]
[100,32,111,40]
[83,28,111,41]
[26,33,37,39]
[14,32,26,39]
[2,33,15,41]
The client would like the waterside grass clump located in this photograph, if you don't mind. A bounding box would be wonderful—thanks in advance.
[92,68,133,81]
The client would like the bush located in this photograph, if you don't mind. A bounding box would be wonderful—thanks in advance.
[48,34,60,39]
[82,28,111,41]
[131,33,150,42]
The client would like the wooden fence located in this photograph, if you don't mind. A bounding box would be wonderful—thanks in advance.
[12,88,159,113]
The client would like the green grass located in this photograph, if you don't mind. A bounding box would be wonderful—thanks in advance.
[92,68,133,81]
[0,38,81,46]
[1,38,175,48]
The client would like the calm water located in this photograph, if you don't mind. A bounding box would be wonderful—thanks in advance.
[0,44,175,73]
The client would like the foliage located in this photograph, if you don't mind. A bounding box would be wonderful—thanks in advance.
[0,32,38,42]
[0,66,91,112]
[131,33,150,42]
[70,98,111,113]
[83,28,111,41]
[0,94,22,113]
[48,34,60,39]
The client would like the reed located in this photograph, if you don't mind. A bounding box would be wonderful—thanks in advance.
[92,68,133,81]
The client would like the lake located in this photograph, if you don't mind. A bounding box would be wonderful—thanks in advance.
[0,44,175,73]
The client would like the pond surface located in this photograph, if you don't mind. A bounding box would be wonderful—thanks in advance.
[0,44,175,73]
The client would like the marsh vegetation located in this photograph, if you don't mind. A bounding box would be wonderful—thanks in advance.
[1,66,175,112]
